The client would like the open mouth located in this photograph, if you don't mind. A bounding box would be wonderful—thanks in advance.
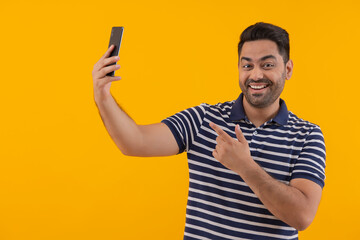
[248,84,269,90]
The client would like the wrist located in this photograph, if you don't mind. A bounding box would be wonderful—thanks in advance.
[94,91,113,106]
[235,156,258,177]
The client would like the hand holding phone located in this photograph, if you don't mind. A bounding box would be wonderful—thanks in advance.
[92,27,124,103]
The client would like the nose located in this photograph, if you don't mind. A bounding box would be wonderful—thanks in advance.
[250,66,264,81]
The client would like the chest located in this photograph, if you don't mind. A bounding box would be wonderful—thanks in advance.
[194,122,308,183]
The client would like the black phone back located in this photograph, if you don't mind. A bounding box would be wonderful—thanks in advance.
[107,27,124,76]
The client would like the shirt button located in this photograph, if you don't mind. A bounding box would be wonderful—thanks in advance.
[254,130,258,135]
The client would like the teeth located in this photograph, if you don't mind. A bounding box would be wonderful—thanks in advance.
[249,85,267,89]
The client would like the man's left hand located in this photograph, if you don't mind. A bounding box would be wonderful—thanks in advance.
[209,122,253,174]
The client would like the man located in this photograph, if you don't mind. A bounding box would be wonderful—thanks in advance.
[92,22,326,239]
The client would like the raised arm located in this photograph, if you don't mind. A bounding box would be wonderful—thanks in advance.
[92,45,179,157]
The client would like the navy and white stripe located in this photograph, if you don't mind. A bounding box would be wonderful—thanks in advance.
[161,93,326,240]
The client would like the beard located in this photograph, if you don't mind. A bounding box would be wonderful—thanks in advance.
[239,71,286,108]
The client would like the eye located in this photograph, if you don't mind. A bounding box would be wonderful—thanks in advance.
[263,63,275,69]
[242,64,253,70]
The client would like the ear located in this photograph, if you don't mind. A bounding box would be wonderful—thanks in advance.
[285,59,293,80]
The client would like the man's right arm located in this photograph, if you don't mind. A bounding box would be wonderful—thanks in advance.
[92,45,179,157]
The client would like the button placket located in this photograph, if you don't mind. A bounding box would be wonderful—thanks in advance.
[248,127,260,157]
[252,127,262,156]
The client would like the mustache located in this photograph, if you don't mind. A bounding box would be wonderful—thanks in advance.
[245,78,272,86]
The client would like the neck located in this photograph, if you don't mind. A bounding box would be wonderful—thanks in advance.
[243,97,281,128]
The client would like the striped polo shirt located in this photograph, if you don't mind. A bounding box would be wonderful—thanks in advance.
[161,93,326,240]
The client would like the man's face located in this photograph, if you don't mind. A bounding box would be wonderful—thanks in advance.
[238,40,293,108]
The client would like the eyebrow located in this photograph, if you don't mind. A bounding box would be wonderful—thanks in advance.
[240,54,277,62]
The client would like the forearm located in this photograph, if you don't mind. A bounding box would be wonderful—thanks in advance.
[95,94,143,155]
[236,159,316,230]
[92,46,146,155]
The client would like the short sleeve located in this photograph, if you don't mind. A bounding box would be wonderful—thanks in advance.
[161,104,207,154]
[291,126,326,188]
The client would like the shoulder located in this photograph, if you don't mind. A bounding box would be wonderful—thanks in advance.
[286,111,325,148]
[287,111,323,132]
[200,100,236,116]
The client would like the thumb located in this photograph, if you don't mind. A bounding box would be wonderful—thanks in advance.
[235,124,246,142]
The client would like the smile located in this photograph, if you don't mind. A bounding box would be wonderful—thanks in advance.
[249,84,269,90]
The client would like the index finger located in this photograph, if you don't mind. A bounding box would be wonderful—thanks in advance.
[209,122,233,142]
[101,45,115,59]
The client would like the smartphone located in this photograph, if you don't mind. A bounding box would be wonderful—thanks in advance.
[106,26,124,76]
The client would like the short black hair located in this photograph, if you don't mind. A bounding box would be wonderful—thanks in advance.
[238,22,290,63]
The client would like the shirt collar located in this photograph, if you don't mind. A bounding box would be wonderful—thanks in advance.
[229,93,289,125]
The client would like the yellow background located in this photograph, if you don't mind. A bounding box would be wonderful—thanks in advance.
[1,0,359,239]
